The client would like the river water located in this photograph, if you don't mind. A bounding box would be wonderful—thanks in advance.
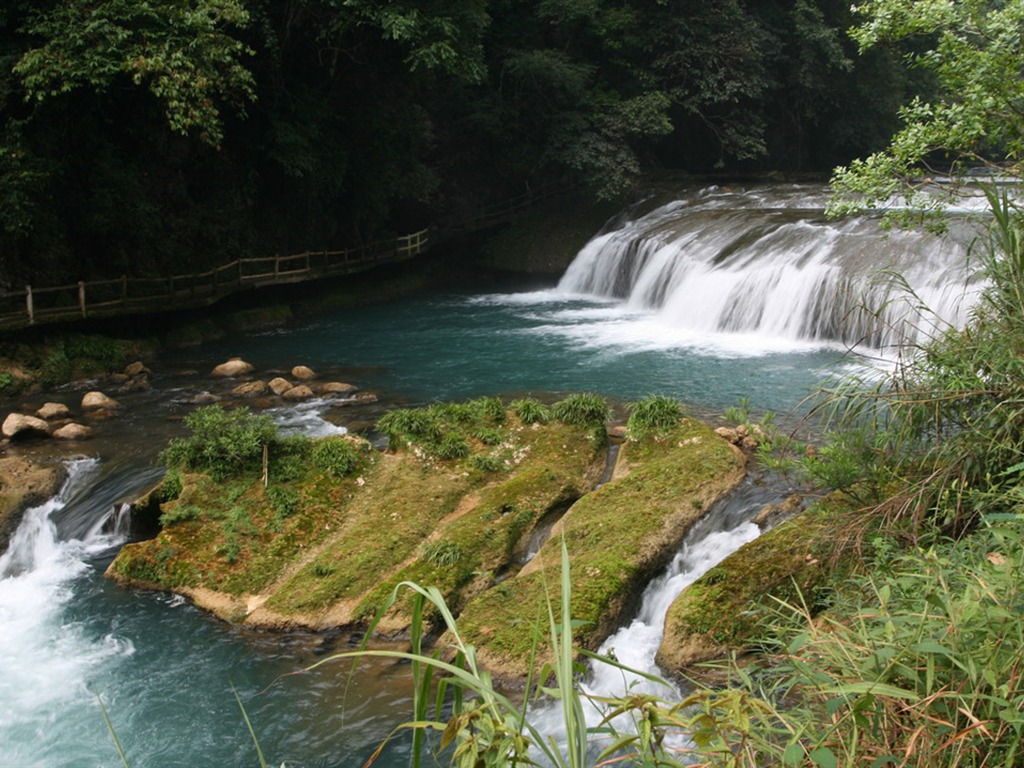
[0,184,980,767]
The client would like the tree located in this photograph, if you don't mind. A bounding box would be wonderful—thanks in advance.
[14,0,256,147]
[828,0,1024,219]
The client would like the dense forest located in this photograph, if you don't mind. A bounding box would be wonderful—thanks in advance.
[0,0,926,289]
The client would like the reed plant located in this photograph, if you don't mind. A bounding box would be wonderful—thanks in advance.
[314,538,779,768]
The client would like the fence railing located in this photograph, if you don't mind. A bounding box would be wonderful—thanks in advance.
[0,229,429,329]
[0,180,568,330]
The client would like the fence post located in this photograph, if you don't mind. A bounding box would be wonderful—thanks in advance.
[274,256,280,279]
[78,281,87,317]
[25,285,33,325]
[121,274,128,306]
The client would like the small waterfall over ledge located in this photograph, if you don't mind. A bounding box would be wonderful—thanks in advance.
[557,185,981,351]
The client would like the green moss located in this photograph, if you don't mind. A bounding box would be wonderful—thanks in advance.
[657,498,854,672]
[457,419,744,678]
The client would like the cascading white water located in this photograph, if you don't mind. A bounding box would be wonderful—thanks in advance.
[558,185,982,351]
[0,458,137,767]
[531,487,769,759]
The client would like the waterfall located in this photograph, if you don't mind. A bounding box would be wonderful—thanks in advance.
[530,483,775,758]
[557,185,981,351]
[0,458,139,766]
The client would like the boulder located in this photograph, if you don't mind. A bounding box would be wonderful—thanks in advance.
[82,391,121,411]
[606,424,628,440]
[123,361,149,377]
[714,426,739,444]
[188,392,220,405]
[268,377,293,396]
[291,365,316,381]
[753,494,803,530]
[36,402,71,421]
[53,423,93,441]
[118,376,150,393]
[317,381,357,396]
[2,413,50,439]
[211,358,254,378]
[281,384,315,401]
[657,503,835,674]
[231,381,269,398]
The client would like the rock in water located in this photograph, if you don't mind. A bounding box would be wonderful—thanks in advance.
[2,413,51,439]
[36,402,71,420]
[82,391,121,410]
[53,423,93,441]
[211,358,255,378]
[268,377,292,396]
[291,365,316,381]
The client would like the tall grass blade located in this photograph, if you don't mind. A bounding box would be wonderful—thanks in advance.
[94,689,131,768]
[232,684,269,768]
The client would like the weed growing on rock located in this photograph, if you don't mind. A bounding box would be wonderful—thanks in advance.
[626,395,686,439]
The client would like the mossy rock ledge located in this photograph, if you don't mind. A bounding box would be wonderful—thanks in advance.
[106,413,744,685]
[656,500,843,676]
[457,418,745,685]
[0,455,65,552]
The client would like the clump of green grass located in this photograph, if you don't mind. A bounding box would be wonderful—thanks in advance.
[511,397,551,424]
[552,392,610,427]
[435,434,470,459]
[422,540,465,567]
[376,407,442,448]
[627,395,686,439]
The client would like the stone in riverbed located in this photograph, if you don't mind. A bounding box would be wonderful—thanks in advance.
[211,358,255,378]
[2,413,50,439]
[82,391,121,411]
[281,385,315,401]
[268,377,293,396]
[36,402,71,420]
[317,381,357,396]
[124,361,149,377]
[53,422,93,441]
[291,365,316,381]
[232,381,269,398]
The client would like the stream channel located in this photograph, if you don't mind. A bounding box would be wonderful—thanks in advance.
[0,184,981,766]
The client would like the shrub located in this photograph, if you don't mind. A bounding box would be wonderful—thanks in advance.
[269,435,312,483]
[155,468,183,503]
[626,395,685,439]
[162,406,277,480]
[311,437,363,478]
[552,392,610,427]
[511,398,551,424]
[159,503,199,526]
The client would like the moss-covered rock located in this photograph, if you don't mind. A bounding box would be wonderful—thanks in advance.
[107,411,607,637]
[0,455,65,552]
[455,418,745,684]
[656,499,845,674]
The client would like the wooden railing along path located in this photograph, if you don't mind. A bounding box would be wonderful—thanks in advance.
[0,230,429,329]
[0,182,566,330]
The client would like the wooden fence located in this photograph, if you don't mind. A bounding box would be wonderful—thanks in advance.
[0,229,429,329]
[0,179,568,330]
